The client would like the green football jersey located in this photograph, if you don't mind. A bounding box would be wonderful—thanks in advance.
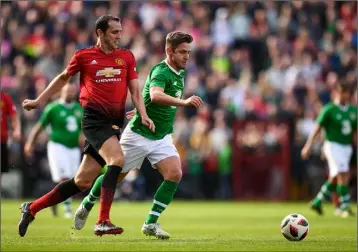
[317,103,357,145]
[130,60,185,140]
[39,100,83,148]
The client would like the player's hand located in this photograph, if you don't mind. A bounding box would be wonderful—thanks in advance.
[184,95,203,109]
[22,99,40,111]
[320,151,326,161]
[24,143,34,158]
[301,146,310,160]
[126,109,136,120]
[141,116,155,132]
[12,129,21,141]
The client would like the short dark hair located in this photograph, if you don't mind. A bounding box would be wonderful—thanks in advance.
[166,31,193,52]
[95,14,120,36]
[336,81,352,93]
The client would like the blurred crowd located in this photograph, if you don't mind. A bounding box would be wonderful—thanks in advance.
[1,1,357,199]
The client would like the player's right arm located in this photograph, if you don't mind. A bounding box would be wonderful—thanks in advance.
[149,67,203,108]
[22,70,71,111]
[150,86,203,108]
[149,72,203,108]
[301,125,323,160]
[24,104,53,157]
[23,52,80,111]
[301,105,330,160]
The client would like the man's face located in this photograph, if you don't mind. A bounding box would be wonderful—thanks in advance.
[340,90,351,102]
[62,84,77,103]
[169,43,191,70]
[101,20,122,50]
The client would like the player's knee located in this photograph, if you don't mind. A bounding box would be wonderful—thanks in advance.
[166,168,182,183]
[74,176,92,191]
[337,173,349,185]
[108,153,125,167]
[328,177,336,184]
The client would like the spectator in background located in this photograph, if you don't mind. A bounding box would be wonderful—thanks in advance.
[229,3,251,39]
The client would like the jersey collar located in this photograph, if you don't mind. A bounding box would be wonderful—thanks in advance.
[164,59,182,76]
[59,99,75,108]
[338,105,348,111]
[95,45,115,56]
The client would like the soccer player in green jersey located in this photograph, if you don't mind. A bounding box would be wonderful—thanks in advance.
[74,31,203,239]
[24,84,83,218]
[301,83,357,217]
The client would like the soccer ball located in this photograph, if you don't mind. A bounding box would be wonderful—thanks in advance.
[280,213,309,241]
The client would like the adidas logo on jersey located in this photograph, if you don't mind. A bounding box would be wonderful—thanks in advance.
[91,60,97,65]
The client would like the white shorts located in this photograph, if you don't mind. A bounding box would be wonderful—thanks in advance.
[47,141,81,182]
[323,141,353,177]
[120,126,179,173]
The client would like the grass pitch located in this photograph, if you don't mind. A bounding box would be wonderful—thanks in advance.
[1,200,356,251]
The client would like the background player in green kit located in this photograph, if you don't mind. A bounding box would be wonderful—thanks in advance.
[25,84,83,218]
[301,83,357,218]
[74,31,203,239]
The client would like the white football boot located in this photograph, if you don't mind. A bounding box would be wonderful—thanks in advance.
[73,204,90,230]
[141,222,170,239]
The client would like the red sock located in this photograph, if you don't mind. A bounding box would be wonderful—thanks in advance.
[332,192,340,208]
[29,178,81,216]
[97,187,115,224]
[29,185,62,216]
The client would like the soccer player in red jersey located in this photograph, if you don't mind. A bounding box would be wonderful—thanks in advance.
[1,91,21,177]
[18,15,154,237]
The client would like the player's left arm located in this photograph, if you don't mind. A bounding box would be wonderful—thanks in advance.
[127,79,147,118]
[127,52,155,132]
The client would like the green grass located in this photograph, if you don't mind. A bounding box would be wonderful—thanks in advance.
[1,200,356,251]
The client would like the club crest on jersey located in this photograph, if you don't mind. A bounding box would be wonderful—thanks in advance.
[336,114,342,120]
[75,110,82,117]
[96,67,121,77]
[115,58,124,66]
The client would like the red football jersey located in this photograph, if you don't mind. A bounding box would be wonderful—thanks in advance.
[66,45,138,120]
[1,91,17,143]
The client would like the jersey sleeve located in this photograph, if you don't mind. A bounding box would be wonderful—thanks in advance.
[66,51,81,76]
[126,52,138,81]
[316,105,331,127]
[149,67,167,89]
[39,104,54,127]
[4,93,17,117]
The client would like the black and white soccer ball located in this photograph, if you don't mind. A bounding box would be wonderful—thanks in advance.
[280,213,309,241]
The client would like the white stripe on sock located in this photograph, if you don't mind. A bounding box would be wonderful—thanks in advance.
[339,195,350,202]
[149,211,161,216]
[90,192,99,199]
[340,203,349,210]
[317,192,324,200]
[87,197,96,204]
[321,185,327,192]
[153,200,167,208]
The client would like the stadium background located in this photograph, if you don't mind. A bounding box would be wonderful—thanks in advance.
[1,1,357,202]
